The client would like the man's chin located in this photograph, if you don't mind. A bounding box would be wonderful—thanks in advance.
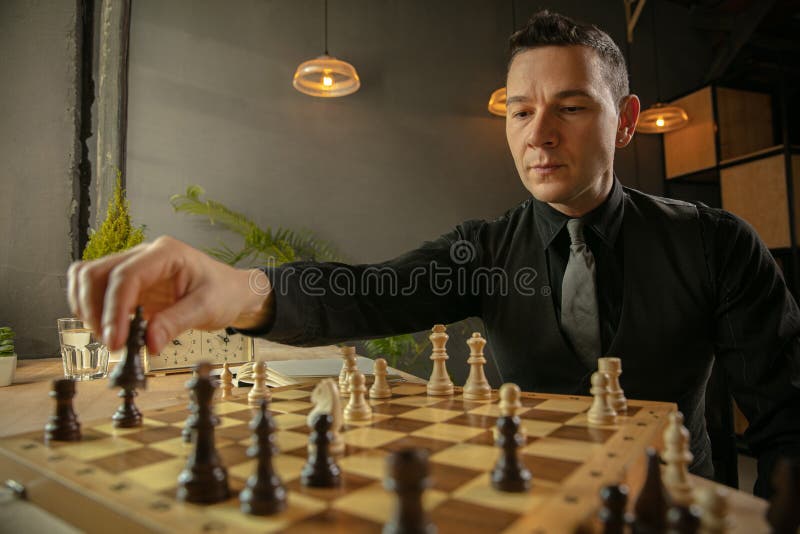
[525,180,575,204]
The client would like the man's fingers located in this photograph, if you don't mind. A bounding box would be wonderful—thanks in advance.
[101,237,190,350]
[70,247,143,334]
[145,292,213,355]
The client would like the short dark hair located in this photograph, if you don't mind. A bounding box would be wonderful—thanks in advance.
[508,10,629,106]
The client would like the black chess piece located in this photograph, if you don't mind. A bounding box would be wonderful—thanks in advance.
[300,413,341,488]
[632,448,670,534]
[176,375,230,504]
[383,448,435,534]
[182,362,216,443]
[108,306,147,428]
[766,457,800,534]
[666,504,700,534]
[599,484,629,534]
[240,399,287,515]
[490,415,532,492]
[44,379,81,443]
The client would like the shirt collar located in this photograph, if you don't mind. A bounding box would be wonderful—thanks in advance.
[532,176,625,249]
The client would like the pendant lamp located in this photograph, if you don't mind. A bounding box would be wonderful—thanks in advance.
[636,5,688,133]
[293,0,360,98]
[488,1,517,116]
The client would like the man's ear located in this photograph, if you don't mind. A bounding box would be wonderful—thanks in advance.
[616,95,641,148]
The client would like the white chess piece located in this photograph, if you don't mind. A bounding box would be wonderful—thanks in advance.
[587,371,617,425]
[339,346,356,394]
[427,324,454,396]
[498,383,522,417]
[344,371,372,421]
[341,347,358,397]
[495,383,525,441]
[369,358,392,399]
[695,486,728,534]
[598,356,627,412]
[463,333,492,401]
[663,411,694,505]
[308,378,344,455]
[220,362,233,400]
[247,360,270,405]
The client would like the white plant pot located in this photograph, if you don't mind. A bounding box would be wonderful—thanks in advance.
[0,354,16,387]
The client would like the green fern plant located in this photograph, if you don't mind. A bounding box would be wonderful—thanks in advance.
[83,172,145,260]
[170,186,341,265]
[170,186,422,365]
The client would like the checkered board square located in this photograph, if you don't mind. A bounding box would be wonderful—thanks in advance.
[0,383,676,533]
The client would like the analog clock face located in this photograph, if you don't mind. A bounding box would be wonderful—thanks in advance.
[202,330,248,363]
[147,329,252,371]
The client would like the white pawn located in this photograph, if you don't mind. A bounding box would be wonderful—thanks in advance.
[427,324,454,396]
[369,358,392,399]
[220,362,233,400]
[339,346,356,394]
[663,411,694,505]
[247,360,270,405]
[463,333,492,401]
[598,356,627,412]
[695,486,728,534]
[498,383,522,417]
[587,371,617,425]
[495,383,525,442]
[344,371,372,421]
[342,348,358,397]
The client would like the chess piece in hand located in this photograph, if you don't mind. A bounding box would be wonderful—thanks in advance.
[67,236,273,355]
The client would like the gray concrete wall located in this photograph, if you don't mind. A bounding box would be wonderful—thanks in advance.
[1,0,713,359]
[125,0,712,264]
[0,1,80,358]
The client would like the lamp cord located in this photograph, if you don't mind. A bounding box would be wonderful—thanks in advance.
[651,3,661,103]
[324,0,329,55]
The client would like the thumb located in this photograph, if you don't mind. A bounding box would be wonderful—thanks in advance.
[145,292,213,355]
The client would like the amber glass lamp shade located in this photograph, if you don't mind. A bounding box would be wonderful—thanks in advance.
[636,103,689,134]
[293,55,360,98]
[488,87,507,117]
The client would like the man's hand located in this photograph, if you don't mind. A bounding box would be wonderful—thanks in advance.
[67,236,273,354]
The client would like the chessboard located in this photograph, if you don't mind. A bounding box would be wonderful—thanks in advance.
[0,381,700,533]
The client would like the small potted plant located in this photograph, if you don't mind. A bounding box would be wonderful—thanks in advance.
[0,326,16,386]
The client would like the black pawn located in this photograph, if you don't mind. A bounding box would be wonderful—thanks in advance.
[599,484,629,534]
[240,399,287,515]
[766,457,800,534]
[633,448,670,534]
[300,413,341,488]
[383,448,435,534]
[44,379,81,443]
[491,415,532,492]
[109,306,147,428]
[176,375,230,504]
[666,505,700,534]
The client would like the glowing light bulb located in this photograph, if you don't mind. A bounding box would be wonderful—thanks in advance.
[322,75,333,87]
[656,117,665,128]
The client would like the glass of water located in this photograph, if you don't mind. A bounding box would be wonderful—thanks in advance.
[57,318,110,380]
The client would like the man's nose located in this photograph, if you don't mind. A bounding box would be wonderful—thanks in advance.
[525,112,558,148]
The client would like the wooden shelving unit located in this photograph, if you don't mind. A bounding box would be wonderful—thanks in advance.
[661,84,800,293]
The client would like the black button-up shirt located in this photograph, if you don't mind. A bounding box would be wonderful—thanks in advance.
[244,178,800,498]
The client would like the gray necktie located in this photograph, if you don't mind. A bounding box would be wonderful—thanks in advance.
[561,219,601,367]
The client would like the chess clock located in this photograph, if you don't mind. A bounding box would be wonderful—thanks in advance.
[144,328,254,373]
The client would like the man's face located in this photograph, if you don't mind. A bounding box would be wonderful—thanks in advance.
[505,46,623,215]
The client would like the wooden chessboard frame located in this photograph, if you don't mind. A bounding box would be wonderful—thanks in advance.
[0,383,765,533]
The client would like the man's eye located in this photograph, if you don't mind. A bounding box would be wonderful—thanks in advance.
[511,111,530,119]
[561,106,584,113]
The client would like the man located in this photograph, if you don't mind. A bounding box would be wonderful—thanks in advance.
[68,11,800,497]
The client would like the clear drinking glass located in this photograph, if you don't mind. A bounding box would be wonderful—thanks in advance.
[57,318,110,380]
